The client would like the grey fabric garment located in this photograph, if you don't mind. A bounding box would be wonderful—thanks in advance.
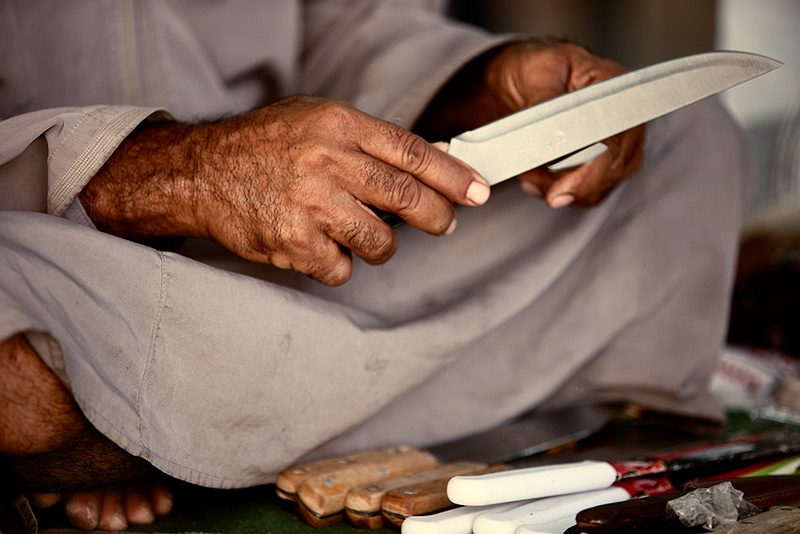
[0,1,754,488]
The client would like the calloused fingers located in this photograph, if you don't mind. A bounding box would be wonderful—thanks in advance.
[356,120,490,232]
[326,197,400,265]
[347,152,459,235]
[264,232,355,287]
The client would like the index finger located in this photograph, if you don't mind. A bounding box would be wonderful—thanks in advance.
[357,119,491,208]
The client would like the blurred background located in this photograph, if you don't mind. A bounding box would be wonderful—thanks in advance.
[449,0,800,355]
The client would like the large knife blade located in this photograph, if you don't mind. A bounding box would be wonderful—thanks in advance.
[448,50,781,185]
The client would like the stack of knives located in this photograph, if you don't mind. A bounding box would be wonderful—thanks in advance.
[275,404,800,532]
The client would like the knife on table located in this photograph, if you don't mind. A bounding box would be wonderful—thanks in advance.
[372,404,618,527]
[446,428,800,507]
[377,50,781,227]
[277,404,618,527]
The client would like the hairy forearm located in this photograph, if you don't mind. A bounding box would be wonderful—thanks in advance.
[79,121,211,242]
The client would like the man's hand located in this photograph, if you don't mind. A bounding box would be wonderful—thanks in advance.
[80,97,490,286]
[485,39,646,208]
[416,39,645,210]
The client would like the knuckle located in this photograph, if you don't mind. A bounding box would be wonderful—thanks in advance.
[389,172,422,213]
[342,216,396,263]
[309,254,352,286]
[302,142,336,170]
[317,99,355,129]
[397,133,432,175]
[362,160,422,214]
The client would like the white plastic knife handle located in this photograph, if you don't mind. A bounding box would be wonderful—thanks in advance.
[401,502,519,534]
[472,487,630,534]
[513,515,576,534]
[447,460,618,506]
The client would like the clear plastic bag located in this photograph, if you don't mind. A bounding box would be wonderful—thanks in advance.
[666,481,761,530]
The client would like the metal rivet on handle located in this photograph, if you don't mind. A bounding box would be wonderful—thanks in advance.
[292,467,308,474]
[324,478,335,488]
[404,489,419,495]
[378,469,388,476]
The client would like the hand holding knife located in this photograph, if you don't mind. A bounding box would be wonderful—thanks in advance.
[275,49,781,529]
[376,49,780,228]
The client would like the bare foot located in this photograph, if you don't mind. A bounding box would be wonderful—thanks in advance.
[0,333,174,530]
[29,483,174,531]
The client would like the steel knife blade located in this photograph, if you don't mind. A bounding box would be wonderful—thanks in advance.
[447,50,781,185]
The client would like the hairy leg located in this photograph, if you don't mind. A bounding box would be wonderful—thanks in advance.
[0,333,173,529]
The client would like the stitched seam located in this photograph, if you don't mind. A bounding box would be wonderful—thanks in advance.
[47,107,157,216]
[46,114,89,165]
[136,250,168,451]
[82,397,256,487]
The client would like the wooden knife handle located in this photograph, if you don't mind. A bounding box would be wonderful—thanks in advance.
[296,448,440,523]
[345,461,487,529]
[276,444,418,501]
[381,464,509,527]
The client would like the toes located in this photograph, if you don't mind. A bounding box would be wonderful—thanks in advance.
[28,493,61,509]
[97,487,127,531]
[150,482,174,517]
[123,484,155,525]
[64,489,102,530]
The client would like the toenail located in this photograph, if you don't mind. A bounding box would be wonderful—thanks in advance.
[108,512,127,531]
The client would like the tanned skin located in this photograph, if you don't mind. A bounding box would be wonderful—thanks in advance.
[0,334,172,529]
[1,40,643,530]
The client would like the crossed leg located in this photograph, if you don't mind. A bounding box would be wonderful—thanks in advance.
[0,333,173,530]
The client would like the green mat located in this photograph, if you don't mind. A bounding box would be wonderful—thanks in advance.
[39,483,389,534]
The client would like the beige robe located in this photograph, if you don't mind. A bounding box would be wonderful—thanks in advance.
[0,0,753,487]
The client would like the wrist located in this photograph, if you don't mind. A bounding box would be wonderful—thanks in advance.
[80,121,210,241]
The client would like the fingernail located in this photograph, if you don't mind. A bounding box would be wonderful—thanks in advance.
[550,194,574,209]
[520,181,543,197]
[445,218,457,235]
[466,180,490,206]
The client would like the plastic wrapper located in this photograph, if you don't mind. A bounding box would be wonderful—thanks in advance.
[665,482,761,530]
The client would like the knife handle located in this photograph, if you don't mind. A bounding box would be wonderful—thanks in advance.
[447,460,618,506]
[276,444,418,501]
[345,461,487,529]
[381,464,509,527]
[472,486,630,534]
[296,448,440,525]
